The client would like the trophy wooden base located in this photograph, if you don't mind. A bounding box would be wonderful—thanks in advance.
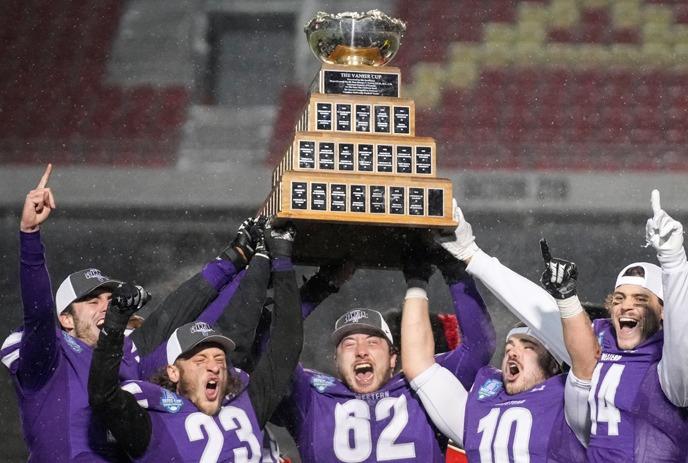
[261,172,456,228]
[259,171,458,268]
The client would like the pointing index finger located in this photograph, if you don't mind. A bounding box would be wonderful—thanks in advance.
[36,163,53,189]
[540,238,552,263]
[650,189,661,217]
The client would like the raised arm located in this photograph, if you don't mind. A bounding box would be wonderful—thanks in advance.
[247,223,303,428]
[131,217,264,356]
[538,240,596,445]
[213,249,270,373]
[539,239,599,380]
[647,189,688,406]
[437,252,496,387]
[89,283,153,458]
[401,251,468,446]
[437,200,572,366]
[17,164,60,390]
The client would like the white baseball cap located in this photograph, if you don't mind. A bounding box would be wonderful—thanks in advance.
[615,262,663,301]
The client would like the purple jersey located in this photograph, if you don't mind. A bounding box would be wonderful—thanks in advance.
[122,370,264,462]
[2,327,140,462]
[287,365,444,462]
[588,319,688,462]
[3,230,242,461]
[463,367,586,463]
[283,279,495,462]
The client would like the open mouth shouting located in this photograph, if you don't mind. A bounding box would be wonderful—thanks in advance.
[205,378,220,401]
[504,361,521,382]
[353,362,374,387]
[615,314,645,349]
[618,317,639,334]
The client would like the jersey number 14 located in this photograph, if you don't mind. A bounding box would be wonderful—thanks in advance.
[589,363,624,436]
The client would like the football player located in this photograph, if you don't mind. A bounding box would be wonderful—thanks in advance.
[88,222,302,461]
[401,203,590,462]
[0,164,263,461]
[275,237,496,462]
[552,189,688,461]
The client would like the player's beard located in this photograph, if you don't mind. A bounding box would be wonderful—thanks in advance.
[71,313,100,347]
[504,365,547,395]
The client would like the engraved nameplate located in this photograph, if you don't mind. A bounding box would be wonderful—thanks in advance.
[370,185,386,214]
[330,184,347,212]
[291,182,307,210]
[318,142,335,170]
[376,144,393,173]
[311,183,327,211]
[351,185,366,212]
[316,103,332,131]
[409,187,425,216]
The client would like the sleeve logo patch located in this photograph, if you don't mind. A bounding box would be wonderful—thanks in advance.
[478,378,503,400]
[311,374,336,393]
[62,331,83,353]
[160,389,184,413]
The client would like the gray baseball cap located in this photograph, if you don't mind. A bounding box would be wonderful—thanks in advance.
[55,268,122,316]
[166,321,236,365]
[331,308,394,346]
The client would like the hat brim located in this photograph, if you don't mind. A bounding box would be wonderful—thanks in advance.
[331,324,391,347]
[77,279,122,299]
[57,278,123,314]
[180,334,236,359]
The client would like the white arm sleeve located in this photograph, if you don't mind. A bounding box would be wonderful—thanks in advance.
[564,371,592,447]
[409,363,467,446]
[466,249,571,366]
[657,247,688,407]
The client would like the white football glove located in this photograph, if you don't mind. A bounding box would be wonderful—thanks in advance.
[435,198,480,262]
[646,189,684,256]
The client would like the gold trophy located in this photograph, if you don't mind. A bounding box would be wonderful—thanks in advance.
[261,10,457,267]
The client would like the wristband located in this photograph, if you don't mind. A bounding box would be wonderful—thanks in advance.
[556,295,584,319]
[405,287,428,301]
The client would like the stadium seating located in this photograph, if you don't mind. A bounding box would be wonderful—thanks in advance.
[269,0,688,171]
[0,0,190,166]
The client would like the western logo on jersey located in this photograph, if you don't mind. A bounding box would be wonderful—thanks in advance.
[311,374,336,393]
[62,331,83,353]
[478,378,502,400]
[160,389,183,413]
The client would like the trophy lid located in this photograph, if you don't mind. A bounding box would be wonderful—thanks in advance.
[304,10,406,66]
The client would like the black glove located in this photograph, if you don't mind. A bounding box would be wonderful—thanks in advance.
[219,216,267,269]
[402,238,434,291]
[111,283,151,316]
[300,260,355,304]
[431,245,469,285]
[539,239,578,299]
[264,220,296,258]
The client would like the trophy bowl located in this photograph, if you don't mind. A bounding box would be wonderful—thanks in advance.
[305,10,406,66]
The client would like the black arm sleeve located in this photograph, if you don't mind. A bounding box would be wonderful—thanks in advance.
[247,265,303,428]
[213,255,270,371]
[89,309,152,458]
[130,272,217,355]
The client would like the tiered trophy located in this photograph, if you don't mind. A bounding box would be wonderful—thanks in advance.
[260,10,457,267]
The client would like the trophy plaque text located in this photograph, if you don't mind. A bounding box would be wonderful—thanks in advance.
[260,10,458,267]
